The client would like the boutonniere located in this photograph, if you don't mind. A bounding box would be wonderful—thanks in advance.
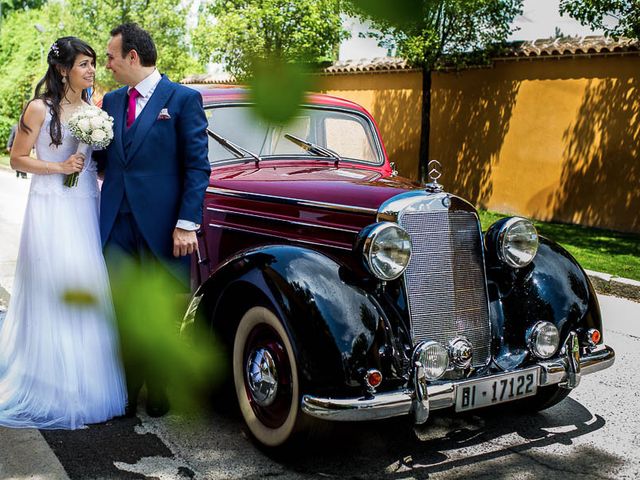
[157,108,171,120]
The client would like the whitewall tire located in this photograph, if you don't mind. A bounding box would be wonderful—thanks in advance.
[233,306,302,447]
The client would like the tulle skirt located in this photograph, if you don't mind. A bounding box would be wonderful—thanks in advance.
[0,185,126,429]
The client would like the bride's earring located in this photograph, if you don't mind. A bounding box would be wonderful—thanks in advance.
[62,76,67,84]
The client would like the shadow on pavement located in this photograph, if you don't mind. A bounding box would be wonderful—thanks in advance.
[271,396,619,479]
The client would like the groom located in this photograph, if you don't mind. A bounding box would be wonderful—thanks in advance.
[97,23,210,417]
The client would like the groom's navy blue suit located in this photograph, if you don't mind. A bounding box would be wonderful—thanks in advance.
[98,75,210,283]
[97,74,209,414]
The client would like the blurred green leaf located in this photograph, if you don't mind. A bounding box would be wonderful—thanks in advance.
[347,0,423,28]
[109,258,224,413]
[62,289,98,307]
[248,57,315,124]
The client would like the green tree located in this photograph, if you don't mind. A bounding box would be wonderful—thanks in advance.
[0,0,45,21]
[65,0,202,90]
[192,0,348,80]
[0,3,66,146]
[559,0,640,39]
[0,0,204,146]
[348,0,523,180]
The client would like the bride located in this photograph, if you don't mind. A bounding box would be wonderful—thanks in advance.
[0,36,126,428]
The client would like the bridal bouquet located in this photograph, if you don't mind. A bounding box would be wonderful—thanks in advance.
[65,105,114,187]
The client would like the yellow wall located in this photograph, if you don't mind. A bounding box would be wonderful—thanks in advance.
[320,56,640,233]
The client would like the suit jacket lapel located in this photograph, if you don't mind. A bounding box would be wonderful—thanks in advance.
[126,76,175,161]
[110,87,128,164]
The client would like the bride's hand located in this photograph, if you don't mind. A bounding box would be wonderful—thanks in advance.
[60,153,85,174]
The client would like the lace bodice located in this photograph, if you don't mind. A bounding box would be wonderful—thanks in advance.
[31,107,98,198]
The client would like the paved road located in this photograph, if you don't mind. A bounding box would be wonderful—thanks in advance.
[0,168,29,306]
[0,167,639,479]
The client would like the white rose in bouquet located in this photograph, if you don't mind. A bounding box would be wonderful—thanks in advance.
[65,105,115,187]
[91,128,107,143]
[90,116,104,129]
[77,118,92,132]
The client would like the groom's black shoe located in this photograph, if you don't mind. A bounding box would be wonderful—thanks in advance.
[146,390,170,417]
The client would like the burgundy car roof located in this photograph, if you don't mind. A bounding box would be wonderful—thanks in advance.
[189,85,370,115]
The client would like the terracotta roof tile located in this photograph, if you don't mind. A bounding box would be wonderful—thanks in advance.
[182,36,640,83]
[500,36,640,58]
[323,56,416,73]
[182,72,235,85]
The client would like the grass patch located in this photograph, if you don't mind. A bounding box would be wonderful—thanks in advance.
[0,155,9,168]
[479,210,640,281]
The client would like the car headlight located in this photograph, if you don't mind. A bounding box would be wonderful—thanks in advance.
[358,222,412,281]
[487,217,539,268]
[526,321,560,359]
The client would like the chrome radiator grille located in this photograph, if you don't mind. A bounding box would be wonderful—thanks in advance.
[399,209,491,367]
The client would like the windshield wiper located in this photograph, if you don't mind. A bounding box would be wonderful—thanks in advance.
[207,128,261,166]
[283,133,341,167]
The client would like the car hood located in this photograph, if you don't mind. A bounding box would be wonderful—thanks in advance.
[210,163,420,212]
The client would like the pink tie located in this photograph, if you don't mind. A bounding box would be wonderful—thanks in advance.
[126,88,140,128]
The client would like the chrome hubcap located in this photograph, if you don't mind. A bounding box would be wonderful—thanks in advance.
[246,347,279,407]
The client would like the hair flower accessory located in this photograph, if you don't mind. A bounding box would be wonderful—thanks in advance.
[49,42,60,57]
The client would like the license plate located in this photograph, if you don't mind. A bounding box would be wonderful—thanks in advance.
[455,368,539,412]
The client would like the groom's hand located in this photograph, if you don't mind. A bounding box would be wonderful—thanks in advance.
[173,228,198,257]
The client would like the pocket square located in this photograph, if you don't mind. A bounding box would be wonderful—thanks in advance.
[157,108,171,120]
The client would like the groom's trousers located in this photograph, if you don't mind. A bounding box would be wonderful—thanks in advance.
[103,209,173,409]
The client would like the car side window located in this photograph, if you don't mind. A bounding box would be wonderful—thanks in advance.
[323,116,377,163]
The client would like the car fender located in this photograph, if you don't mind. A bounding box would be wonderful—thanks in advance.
[487,237,602,364]
[185,245,386,394]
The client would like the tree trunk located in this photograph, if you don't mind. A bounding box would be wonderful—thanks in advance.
[419,67,432,183]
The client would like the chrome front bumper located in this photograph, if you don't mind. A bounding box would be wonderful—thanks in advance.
[301,340,615,423]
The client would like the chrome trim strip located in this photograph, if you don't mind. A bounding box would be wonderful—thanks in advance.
[208,222,353,251]
[302,391,413,421]
[300,345,615,422]
[206,206,360,234]
[377,191,478,223]
[207,187,378,216]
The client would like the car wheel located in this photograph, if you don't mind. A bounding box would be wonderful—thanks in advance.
[233,306,303,448]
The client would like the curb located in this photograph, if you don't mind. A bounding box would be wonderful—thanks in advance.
[586,270,640,302]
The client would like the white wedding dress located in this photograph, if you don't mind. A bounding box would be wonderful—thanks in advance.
[0,107,126,429]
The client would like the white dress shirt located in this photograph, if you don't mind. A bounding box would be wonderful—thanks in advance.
[129,69,198,231]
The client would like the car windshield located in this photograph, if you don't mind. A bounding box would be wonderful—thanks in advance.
[205,105,381,165]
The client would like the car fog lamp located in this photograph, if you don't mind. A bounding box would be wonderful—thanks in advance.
[527,321,560,359]
[497,217,539,268]
[420,341,449,381]
[587,328,601,346]
[362,222,412,281]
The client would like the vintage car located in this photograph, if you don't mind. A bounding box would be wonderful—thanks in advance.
[181,87,615,448]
